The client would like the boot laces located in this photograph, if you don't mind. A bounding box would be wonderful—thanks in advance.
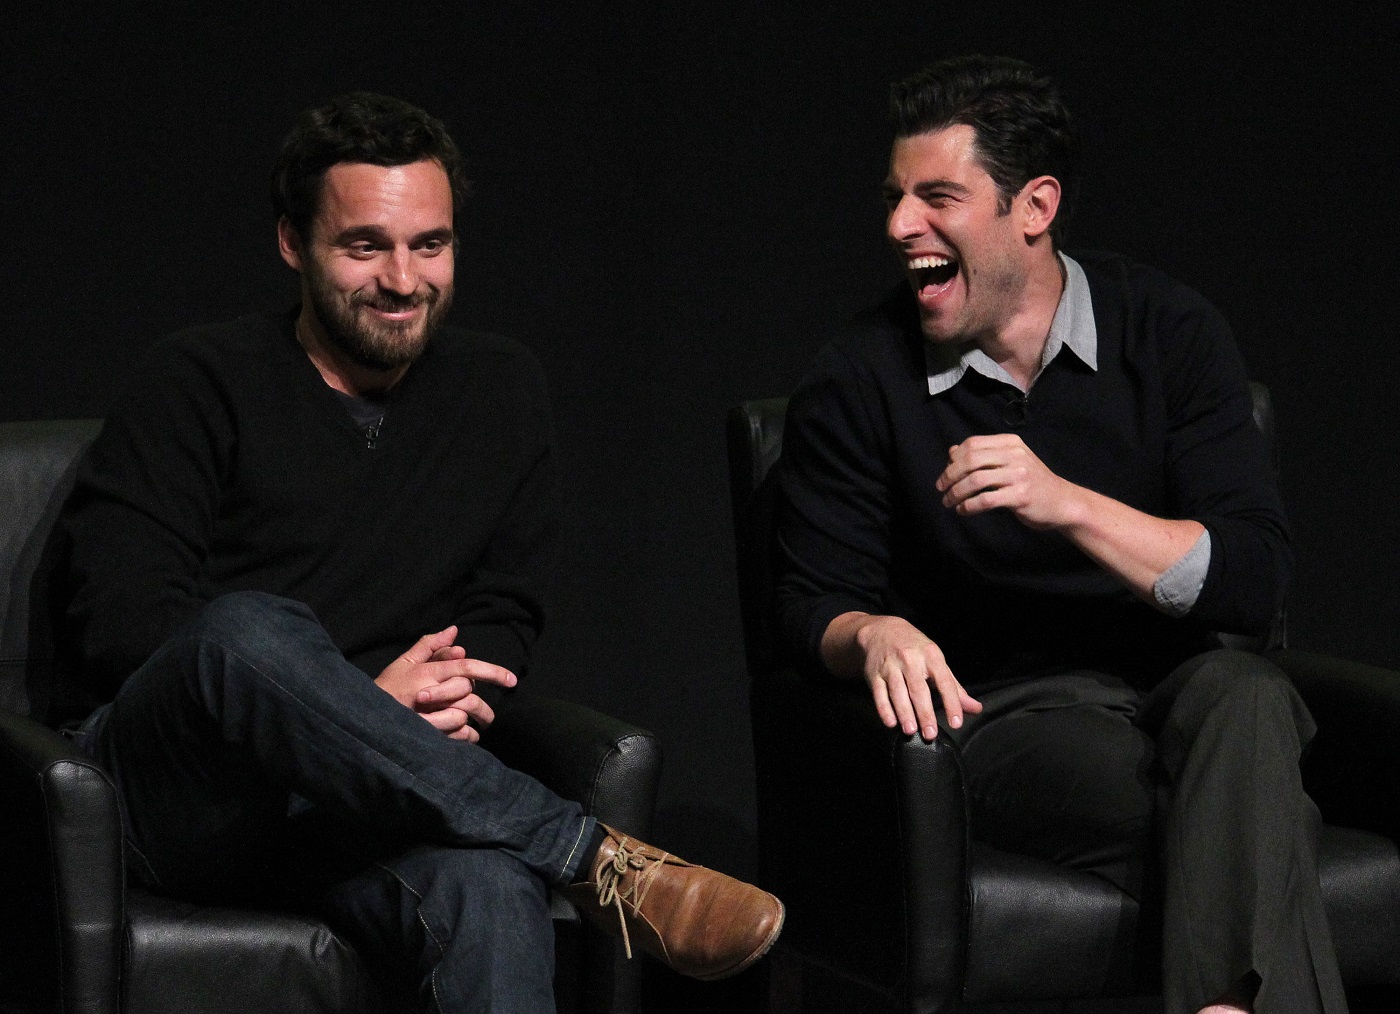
[593,837,668,960]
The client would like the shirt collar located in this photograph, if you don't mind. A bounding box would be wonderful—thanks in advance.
[924,252,1097,396]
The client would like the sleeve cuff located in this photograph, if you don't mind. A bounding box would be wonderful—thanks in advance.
[1153,530,1212,617]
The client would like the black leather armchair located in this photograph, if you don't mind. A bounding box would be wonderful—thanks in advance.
[726,393,1400,1012]
[0,419,662,1014]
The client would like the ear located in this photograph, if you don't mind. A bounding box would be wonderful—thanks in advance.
[277,216,305,271]
[1019,175,1062,241]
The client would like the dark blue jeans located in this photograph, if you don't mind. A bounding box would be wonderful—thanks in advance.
[81,591,595,1014]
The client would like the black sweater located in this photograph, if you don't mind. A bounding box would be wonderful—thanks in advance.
[57,310,557,705]
[775,252,1290,690]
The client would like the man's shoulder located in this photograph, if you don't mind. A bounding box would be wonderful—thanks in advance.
[141,309,299,372]
[1070,251,1221,320]
[786,284,928,435]
[816,283,925,381]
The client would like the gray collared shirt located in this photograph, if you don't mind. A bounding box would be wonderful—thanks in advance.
[922,252,1210,616]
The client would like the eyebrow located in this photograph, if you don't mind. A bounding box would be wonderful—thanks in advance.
[328,225,455,245]
[882,177,973,199]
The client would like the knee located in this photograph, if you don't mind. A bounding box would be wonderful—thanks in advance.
[185,591,319,657]
[1165,649,1315,749]
[1178,649,1296,715]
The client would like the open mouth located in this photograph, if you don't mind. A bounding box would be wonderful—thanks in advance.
[909,254,958,294]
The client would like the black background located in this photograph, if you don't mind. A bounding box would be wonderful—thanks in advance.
[5,4,1396,1001]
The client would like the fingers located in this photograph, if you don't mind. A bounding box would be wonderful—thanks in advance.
[457,693,496,728]
[416,675,474,707]
[456,658,517,688]
[414,680,498,726]
[898,647,940,738]
[867,643,975,741]
[422,707,483,742]
[421,706,470,735]
[939,439,1028,511]
[868,677,898,729]
[401,625,460,664]
[881,659,919,736]
[937,434,1071,526]
[414,658,517,698]
[930,657,976,731]
[417,693,495,741]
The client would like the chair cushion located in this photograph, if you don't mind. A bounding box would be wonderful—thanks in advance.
[960,824,1400,1003]
[123,886,583,1014]
[962,844,1141,1002]
[1320,824,1400,986]
[124,888,389,1014]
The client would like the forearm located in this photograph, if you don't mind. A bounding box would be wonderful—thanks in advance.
[1053,482,1206,604]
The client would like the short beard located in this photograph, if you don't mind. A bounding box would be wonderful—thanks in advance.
[306,269,453,373]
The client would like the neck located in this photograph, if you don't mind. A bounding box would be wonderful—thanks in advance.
[978,248,1066,390]
[294,307,408,397]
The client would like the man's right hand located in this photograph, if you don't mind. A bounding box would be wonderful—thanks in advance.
[820,612,982,741]
[375,626,518,742]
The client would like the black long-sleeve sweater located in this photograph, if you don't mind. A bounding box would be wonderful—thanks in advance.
[775,252,1290,691]
[56,309,557,708]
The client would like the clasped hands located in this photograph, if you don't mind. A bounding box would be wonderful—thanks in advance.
[375,625,516,742]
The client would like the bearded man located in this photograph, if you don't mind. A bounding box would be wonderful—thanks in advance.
[57,92,781,1014]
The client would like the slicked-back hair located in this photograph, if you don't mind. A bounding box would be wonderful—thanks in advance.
[271,92,469,241]
[891,55,1076,242]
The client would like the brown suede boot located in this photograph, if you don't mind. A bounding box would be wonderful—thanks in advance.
[562,824,784,981]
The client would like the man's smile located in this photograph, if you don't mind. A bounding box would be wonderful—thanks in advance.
[907,253,961,313]
[358,292,430,323]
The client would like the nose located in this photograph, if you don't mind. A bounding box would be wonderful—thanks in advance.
[886,194,926,244]
[379,246,419,296]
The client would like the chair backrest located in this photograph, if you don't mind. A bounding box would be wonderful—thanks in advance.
[725,383,1280,677]
[0,420,102,718]
[725,399,787,678]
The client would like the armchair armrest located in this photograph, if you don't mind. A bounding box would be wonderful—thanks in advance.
[750,666,969,1008]
[896,728,971,1010]
[479,692,661,836]
[0,710,124,1014]
[1268,648,1400,842]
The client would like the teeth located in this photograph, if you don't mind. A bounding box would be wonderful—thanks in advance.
[908,255,952,270]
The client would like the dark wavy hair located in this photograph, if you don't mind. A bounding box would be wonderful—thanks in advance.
[271,92,469,240]
[891,55,1076,242]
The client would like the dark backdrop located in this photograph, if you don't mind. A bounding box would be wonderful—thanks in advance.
[5,1,1396,906]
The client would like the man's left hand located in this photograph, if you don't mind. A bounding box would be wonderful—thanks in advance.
[937,432,1207,604]
[937,433,1079,531]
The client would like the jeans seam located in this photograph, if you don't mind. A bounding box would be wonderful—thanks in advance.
[560,816,591,883]
[376,861,448,1013]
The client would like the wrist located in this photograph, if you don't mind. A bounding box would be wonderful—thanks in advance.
[1047,478,1093,534]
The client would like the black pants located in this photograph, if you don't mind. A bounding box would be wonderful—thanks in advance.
[945,649,1348,1014]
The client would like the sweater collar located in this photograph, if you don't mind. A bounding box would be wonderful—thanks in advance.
[924,252,1097,396]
